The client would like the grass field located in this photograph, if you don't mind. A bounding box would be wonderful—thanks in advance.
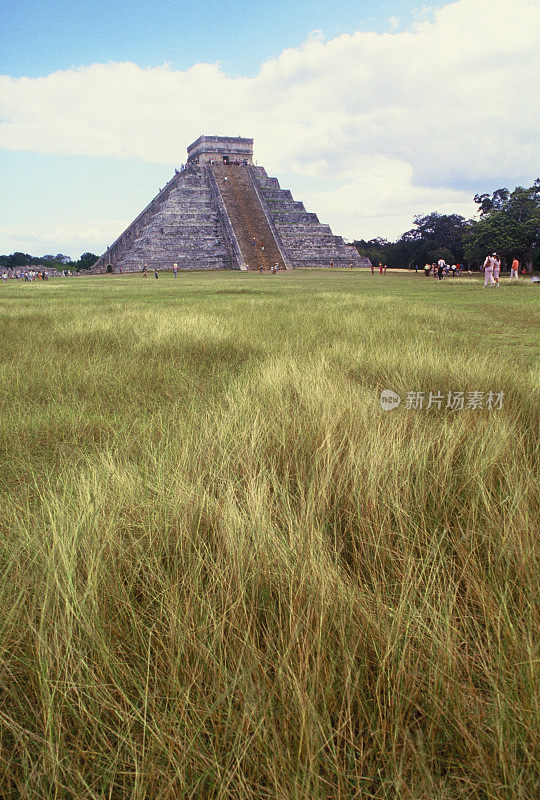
[0,269,538,799]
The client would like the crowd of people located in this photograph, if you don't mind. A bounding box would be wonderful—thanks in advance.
[0,267,56,282]
[482,253,523,287]
[422,261,465,279]
[365,255,528,284]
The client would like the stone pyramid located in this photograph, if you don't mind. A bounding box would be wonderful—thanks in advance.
[92,136,369,272]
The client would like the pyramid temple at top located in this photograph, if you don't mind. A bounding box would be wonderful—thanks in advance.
[92,136,370,272]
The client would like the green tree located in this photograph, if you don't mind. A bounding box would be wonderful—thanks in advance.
[353,237,390,266]
[7,252,32,267]
[362,214,469,269]
[76,252,99,271]
[465,180,540,271]
[410,213,468,264]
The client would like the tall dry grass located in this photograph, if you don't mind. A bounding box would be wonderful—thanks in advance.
[0,271,538,798]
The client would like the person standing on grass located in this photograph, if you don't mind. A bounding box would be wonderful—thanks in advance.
[510,257,520,279]
[142,264,148,278]
[383,264,387,275]
[437,257,446,278]
[371,262,375,275]
[379,262,383,275]
[483,253,496,287]
[173,262,178,278]
[154,267,158,279]
[493,254,501,288]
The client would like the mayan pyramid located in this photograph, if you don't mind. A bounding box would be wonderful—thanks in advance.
[92,136,369,272]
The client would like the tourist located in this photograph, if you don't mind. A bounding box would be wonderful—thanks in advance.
[173,262,178,278]
[437,257,446,278]
[482,253,496,287]
[510,257,520,279]
[493,254,501,288]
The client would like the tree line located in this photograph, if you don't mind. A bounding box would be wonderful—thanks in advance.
[2,180,538,273]
[0,252,98,272]
[353,180,539,271]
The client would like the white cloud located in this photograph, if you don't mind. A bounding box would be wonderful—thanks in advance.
[0,0,538,252]
[300,156,475,241]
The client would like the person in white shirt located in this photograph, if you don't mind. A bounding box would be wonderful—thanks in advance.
[437,259,445,280]
[483,253,496,287]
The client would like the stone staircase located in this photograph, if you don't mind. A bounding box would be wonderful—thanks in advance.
[91,148,370,274]
[210,164,286,271]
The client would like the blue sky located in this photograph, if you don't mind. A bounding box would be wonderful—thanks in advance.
[1,0,538,258]
[2,1,422,78]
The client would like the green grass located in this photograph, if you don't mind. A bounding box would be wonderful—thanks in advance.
[0,269,538,799]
